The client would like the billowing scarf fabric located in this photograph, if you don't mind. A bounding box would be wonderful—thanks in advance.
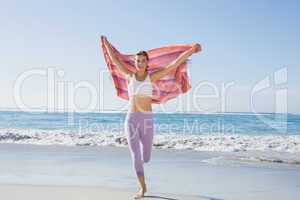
[100,36,196,104]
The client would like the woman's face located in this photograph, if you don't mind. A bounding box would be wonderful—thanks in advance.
[135,55,148,71]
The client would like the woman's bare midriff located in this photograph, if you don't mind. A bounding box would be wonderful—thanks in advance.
[129,95,152,112]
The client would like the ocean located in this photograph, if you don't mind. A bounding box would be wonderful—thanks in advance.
[0,110,299,154]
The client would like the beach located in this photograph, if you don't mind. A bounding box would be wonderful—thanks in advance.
[0,111,299,199]
[0,143,299,200]
[0,184,204,200]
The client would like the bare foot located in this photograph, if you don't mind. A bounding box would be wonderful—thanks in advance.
[134,184,147,199]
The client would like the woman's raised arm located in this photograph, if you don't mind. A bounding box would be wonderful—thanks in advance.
[150,43,201,82]
[103,37,133,77]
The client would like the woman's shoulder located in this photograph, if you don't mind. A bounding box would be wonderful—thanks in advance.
[125,73,135,84]
[126,73,134,79]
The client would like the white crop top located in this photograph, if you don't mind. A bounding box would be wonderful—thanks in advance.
[127,73,153,97]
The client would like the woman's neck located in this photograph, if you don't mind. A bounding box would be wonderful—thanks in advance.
[135,70,148,80]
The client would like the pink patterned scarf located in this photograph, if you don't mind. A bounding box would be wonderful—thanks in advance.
[100,36,198,104]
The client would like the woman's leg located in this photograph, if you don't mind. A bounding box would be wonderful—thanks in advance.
[125,112,150,198]
[125,113,144,177]
[125,113,147,198]
[140,113,154,163]
[136,113,153,198]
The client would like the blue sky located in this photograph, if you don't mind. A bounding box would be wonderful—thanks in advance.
[0,0,299,113]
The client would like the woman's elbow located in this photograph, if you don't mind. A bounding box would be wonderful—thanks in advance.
[150,74,161,82]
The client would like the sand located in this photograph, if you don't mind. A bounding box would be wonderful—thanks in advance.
[0,184,206,200]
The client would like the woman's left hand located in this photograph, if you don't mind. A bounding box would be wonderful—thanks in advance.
[192,43,201,53]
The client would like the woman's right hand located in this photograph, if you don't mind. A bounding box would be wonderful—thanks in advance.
[102,36,109,47]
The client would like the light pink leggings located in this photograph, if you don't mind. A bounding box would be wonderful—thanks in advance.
[125,111,154,177]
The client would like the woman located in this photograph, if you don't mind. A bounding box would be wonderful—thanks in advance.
[102,36,200,199]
